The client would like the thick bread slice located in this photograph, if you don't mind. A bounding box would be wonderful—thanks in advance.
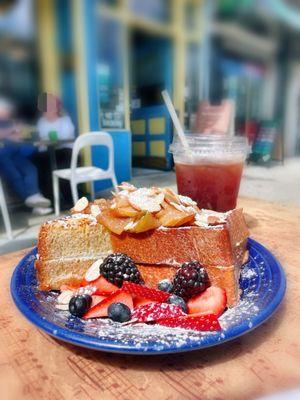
[36,214,112,290]
[36,258,102,290]
[37,214,111,261]
[110,209,249,267]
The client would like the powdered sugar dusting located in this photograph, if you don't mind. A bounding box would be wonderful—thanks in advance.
[19,240,282,353]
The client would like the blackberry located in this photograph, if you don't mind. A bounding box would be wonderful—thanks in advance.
[172,261,209,300]
[100,253,143,287]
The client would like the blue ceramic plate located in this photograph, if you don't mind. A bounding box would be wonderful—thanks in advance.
[11,239,286,354]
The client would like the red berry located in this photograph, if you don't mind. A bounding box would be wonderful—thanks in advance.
[131,302,185,323]
[188,286,227,317]
[84,290,133,319]
[157,314,221,331]
[122,282,170,302]
[85,276,118,295]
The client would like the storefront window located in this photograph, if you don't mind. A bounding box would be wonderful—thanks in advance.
[128,0,171,23]
[184,43,201,130]
[97,15,125,129]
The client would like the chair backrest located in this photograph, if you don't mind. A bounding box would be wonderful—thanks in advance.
[70,131,114,174]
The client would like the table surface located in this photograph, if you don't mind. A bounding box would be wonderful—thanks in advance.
[1,197,300,400]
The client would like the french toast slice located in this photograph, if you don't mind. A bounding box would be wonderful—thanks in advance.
[36,214,111,290]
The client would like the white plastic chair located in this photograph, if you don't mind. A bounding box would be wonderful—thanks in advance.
[52,132,118,216]
[0,178,13,240]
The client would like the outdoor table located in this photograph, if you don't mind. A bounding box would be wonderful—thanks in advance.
[1,197,299,400]
[22,138,74,170]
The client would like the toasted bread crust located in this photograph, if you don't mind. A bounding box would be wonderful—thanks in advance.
[110,209,248,267]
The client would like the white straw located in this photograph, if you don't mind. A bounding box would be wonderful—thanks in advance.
[162,90,190,150]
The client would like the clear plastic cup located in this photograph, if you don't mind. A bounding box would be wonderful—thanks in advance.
[169,134,248,212]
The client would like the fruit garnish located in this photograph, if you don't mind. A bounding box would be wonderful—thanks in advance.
[125,212,160,233]
[91,295,106,307]
[97,206,134,235]
[122,282,170,302]
[107,302,132,322]
[187,286,227,317]
[133,297,154,308]
[172,261,210,300]
[84,290,133,319]
[87,275,118,295]
[73,197,89,213]
[166,294,187,313]
[100,253,144,287]
[128,188,164,212]
[90,204,101,217]
[131,302,185,323]
[156,201,195,227]
[69,294,92,317]
[157,279,173,293]
[84,259,103,282]
[157,314,221,331]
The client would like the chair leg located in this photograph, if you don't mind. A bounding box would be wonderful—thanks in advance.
[53,174,60,216]
[70,180,78,205]
[0,181,12,240]
[111,174,118,192]
[90,182,95,201]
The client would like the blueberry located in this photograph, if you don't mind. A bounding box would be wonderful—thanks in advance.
[157,279,173,293]
[167,294,187,313]
[107,302,131,323]
[69,294,92,317]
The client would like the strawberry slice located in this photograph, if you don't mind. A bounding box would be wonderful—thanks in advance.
[91,295,106,307]
[83,276,118,296]
[84,290,133,319]
[133,297,154,308]
[122,282,170,302]
[131,302,185,323]
[157,314,221,331]
[187,286,227,317]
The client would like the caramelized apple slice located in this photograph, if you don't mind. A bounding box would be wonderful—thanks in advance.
[125,212,161,233]
[97,207,133,235]
[156,201,195,227]
[110,195,143,218]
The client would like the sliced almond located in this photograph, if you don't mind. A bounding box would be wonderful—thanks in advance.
[170,202,195,214]
[55,303,70,311]
[73,197,89,212]
[178,195,197,207]
[164,188,180,205]
[85,259,103,282]
[57,290,74,305]
[124,220,138,231]
[128,188,164,213]
[117,182,136,192]
[90,204,101,217]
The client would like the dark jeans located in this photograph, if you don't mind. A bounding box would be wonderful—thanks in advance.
[0,140,39,201]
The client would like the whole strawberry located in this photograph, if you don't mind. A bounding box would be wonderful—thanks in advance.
[172,261,210,300]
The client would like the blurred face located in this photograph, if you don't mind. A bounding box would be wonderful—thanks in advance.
[39,93,60,120]
[0,103,12,121]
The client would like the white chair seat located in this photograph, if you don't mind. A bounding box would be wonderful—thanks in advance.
[52,132,118,216]
[53,166,110,182]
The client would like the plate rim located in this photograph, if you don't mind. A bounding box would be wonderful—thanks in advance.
[10,238,286,355]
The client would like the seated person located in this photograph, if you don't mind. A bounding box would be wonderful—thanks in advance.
[35,93,75,207]
[0,98,52,215]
